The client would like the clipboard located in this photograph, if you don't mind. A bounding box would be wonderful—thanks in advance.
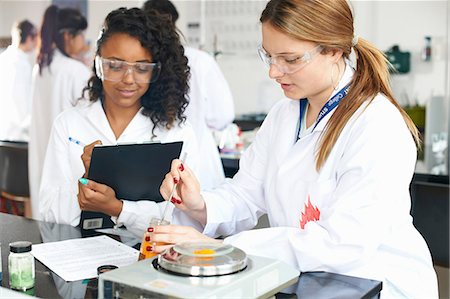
[80,141,183,230]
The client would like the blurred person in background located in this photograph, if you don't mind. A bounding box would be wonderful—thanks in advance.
[0,19,37,141]
[29,5,90,220]
[143,0,235,190]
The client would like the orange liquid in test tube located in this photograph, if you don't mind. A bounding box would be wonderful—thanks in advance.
[139,217,170,260]
[139,233,157,259]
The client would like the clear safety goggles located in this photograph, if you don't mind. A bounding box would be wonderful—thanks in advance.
[257,44,323,74]
[95,56,162,83]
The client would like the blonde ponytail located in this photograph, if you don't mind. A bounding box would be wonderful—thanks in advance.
[316,38,421,170]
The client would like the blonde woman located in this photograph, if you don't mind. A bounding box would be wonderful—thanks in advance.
[157,1,438,298]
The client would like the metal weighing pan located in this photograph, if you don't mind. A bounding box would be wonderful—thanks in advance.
[157,242,247,276]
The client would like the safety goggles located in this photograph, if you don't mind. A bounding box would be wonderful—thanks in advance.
[257,44,323,74]
[95,56,162,83]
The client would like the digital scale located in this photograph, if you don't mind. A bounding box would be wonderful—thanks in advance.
[98,242,300,298]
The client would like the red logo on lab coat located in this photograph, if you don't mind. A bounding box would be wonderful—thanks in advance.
[300,196,320,229]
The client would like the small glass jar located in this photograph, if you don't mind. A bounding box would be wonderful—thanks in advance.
[8,241,35,291]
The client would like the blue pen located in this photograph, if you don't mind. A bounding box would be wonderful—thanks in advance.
[68,137,86,147]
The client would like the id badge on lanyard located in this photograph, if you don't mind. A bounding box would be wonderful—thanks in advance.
[296,84,350,141]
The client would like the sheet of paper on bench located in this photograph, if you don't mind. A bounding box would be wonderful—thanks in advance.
[31,235,139,282]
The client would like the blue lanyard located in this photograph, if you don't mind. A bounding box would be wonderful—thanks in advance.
[297,84,350,141]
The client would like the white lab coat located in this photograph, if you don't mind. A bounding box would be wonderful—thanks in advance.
[29,49,91,220]
[184,47,234,189]
[0,46,33,141]
[39,100,200,237]
[174,63,438,298]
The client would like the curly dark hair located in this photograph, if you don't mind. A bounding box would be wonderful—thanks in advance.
[83,7,189,135]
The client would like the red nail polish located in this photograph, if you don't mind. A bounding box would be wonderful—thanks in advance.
[171,197,177,204]
[173,177,178,184]
[146,246,152,251]
[176,199,182,204]
[147,227,154,232]
[145,236,150,242]
[179,164,184,171]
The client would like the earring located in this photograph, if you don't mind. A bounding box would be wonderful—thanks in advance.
[330,62,340,91]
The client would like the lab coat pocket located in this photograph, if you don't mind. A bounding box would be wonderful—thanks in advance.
[271,176,309,226]
[305,179,337,213]
[296,179,336,230]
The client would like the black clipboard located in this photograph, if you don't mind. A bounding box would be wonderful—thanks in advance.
[79,141,183,230]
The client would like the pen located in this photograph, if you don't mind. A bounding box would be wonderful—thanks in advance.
[161,152,188,222]
[68,137,86,147]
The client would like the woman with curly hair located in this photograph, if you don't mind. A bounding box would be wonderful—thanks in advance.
[38,7,200,237]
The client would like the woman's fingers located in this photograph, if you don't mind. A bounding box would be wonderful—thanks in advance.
[175,161,197,188]
[160,172,177,201]
[160,158,196,201]
[78,179,115,207]
[167,159,195,184]
[81,140,102,172]
[81,140,102,158]
[150,225,218,245]
[79,178,109,194]
[160,159,184,201]
[154,224,191,233]
[152,244,173,254]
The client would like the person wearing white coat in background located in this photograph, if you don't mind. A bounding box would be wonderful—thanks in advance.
[155,0,438,298]
[0,20,37,141]
[183,47,234,189]
[143,0,235,189]
[29,5,90,220]
[39,8,200,238]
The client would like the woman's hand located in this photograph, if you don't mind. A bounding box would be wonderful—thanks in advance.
[78,178,123,217]
[150,225,221,254]
[81,140,102,176]
[160,159,207,225]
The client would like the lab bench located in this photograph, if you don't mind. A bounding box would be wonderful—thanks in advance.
[410,173,449,267]
[0,212,382,299]
[221,154,240,178]
[234,113,266,132]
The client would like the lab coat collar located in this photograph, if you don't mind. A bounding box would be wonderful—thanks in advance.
[84,100,115,143]
[5,45,28,59]
[311,60,354,132]
[53,48,65,60]
[84,100,151,144]
[119,106,154,141]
